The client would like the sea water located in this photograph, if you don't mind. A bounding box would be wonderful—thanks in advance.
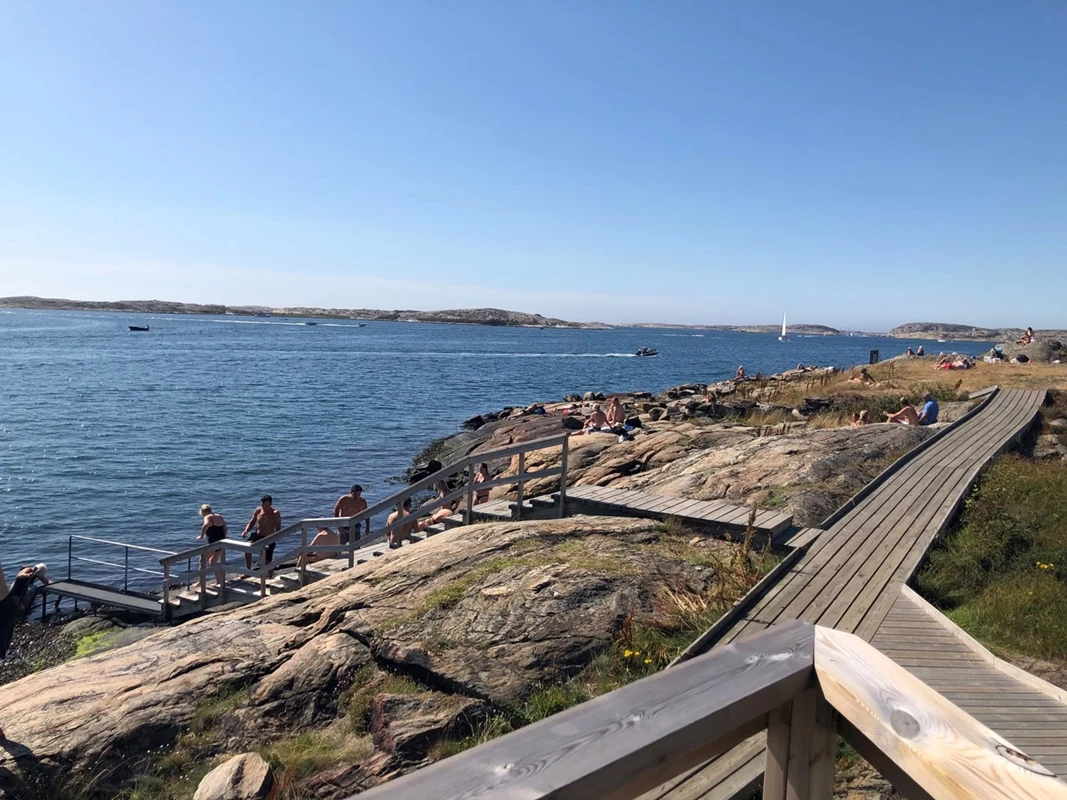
[0,308,973,584]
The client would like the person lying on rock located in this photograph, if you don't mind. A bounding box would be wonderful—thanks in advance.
[606,397,626,425]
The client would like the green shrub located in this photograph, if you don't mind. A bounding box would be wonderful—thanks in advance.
[917,454,1067,659]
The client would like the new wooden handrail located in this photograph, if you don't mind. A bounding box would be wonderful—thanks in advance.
[353,622,1067,800]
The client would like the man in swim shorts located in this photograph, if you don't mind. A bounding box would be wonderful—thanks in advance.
[334,484,369,543]
[242,494,282,571]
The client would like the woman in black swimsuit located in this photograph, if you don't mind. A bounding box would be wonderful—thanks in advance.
[197,504,228,587]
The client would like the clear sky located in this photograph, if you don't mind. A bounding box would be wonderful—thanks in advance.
[1,2,1064,329]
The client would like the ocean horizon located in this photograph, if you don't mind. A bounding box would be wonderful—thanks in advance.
[0,307,984,586]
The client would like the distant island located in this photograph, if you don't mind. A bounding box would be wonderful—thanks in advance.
[0,296,608,329]
[628,322,840,335]
[888,322,1067,341]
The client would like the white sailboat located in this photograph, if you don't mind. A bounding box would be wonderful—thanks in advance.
[778,312,788,341]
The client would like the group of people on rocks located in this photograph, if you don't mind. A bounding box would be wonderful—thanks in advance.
[849,393,939,428]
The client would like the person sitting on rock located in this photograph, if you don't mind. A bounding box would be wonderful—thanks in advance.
[1019,327,1035,344]
[606,396,626,425]
[582,404,610,433]
[473,463,491,505]
[387,498,417,547]
[905,347,915,357]
[735,365,746,381]
[916,346,924,356]
[859,410,870,425]
[884,396,921,425]
[916,392,939,425]
[848,367,876,385]
[298,527,340,567]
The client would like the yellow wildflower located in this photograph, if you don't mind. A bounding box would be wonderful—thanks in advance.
[644,658,652,665]
[623,649,633,658]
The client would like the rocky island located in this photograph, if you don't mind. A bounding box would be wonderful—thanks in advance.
[0,296,607,329]
[889,321,1067,341]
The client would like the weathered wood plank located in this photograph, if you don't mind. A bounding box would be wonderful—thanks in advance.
[358,621,815,800]
[815,627,1067,800]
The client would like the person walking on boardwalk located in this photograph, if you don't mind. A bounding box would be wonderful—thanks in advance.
[197,504,228,587]
[242,494,282,571]
[334,484,369,543]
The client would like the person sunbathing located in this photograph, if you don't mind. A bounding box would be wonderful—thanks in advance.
[419,482,459,531]
[1019,327,1035,344]
[848,367,876,385]
[850,411,861,427]
[735,365,746,380]
[582,404,610,432]
[298,527,340,567]
[884,397,920,425]
[858,410,870,425]
[606,396,626,425]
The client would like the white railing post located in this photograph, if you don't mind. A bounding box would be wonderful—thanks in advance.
[559,435,569,518]
[299,527,308,586]
[465,461,475,525]
[163,563,171,620]
[220,549,227,604]
[516,452,525,519]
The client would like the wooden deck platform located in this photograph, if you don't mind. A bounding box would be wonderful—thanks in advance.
[641,387,1056,798]
[559,484,795,541]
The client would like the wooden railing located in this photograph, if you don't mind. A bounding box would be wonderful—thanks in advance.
[353,621,1067,800]
[158,433,570,614]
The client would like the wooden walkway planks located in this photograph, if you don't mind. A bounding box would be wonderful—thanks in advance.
[562,484,794,539]
[649,388,1052,798]
[871,593,1067,776]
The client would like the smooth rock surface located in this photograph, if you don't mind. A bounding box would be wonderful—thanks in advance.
[193,753,272,800]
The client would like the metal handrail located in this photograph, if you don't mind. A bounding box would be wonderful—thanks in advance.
[67,534,176,593]
[158,433,571,613]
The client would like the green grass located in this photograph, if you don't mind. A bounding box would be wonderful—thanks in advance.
[917,453,1067,660]
[73,630,119,658]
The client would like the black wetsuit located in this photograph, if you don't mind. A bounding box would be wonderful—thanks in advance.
[1,573,35,659]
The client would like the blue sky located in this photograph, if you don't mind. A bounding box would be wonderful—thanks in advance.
[1,2,1064,329]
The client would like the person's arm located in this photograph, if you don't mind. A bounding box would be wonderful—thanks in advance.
[222,517,228,535]
[334,497,343,517]
[242,509,259,538]
[197,519,208,540]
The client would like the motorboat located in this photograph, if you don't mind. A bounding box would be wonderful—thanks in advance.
[357,323,367,328]
[635,347,658,357]
[128,325,150,332]
[303,321,318,326]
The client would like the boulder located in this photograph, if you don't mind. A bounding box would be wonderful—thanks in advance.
[582,391,596,401]
[370,692,489,757]
[460,415,485,431]
[1034,434,1067,461]
[561,415,584,430]
[564,394,581,402]
[648,407,666,422]
[193,753,272,800]
[409,459,443,484]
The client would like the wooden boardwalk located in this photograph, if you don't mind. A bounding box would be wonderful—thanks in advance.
[636,387,1056,798]
[561,485,795,540]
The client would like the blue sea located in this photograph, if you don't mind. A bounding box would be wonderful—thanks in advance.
[0,308,975,587]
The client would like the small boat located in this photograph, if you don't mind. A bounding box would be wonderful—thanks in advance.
[635,347,658,357]
[128,325,150,332]
[255,312,270,318]
[303,321,318,326]
[778,312,788,342]
[357,323,367,328]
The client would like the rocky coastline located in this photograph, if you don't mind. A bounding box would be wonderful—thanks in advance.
[0,361,986,800]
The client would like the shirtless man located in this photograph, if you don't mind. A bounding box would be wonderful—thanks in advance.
[848,367,876,386]
[606,396,625,425]
[582,404,609,432]
[334,484,370,543]
[387,498,418,548]
[242,494,282,570]
[298,527,340,567]
[884,397,920,426]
